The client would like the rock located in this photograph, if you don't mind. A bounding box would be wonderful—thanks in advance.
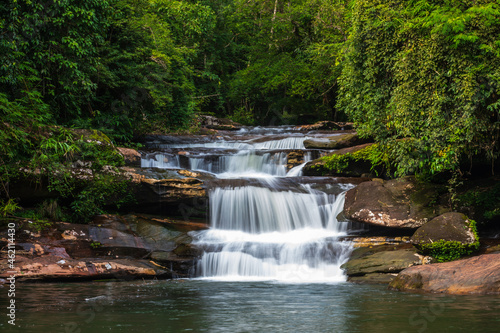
[389,254,500,294]
[341,247,423,276]
[120,167,210,217]
[348,273,398,284]
[303,133,370,149]
[343,177,449,229]
[350,236,411,248]
[411,212,478,248]
[0,254,170,282]
[295,121,354,131]
[302,143,379,177]
[117,147,142,166]
[0,213,203,281]
[199,115,242,131]
[286,150,305,170]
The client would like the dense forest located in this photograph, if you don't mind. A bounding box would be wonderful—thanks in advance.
[1,0,499,221]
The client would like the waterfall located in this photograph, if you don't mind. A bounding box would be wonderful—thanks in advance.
[141,127,356,283]
[193,182,354,283]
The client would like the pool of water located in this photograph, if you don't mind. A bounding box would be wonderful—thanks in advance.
[1,280,499,333]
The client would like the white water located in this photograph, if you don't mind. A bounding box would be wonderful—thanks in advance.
[191,151,288,177]
[193,182,354,283]
[142,128,355,283]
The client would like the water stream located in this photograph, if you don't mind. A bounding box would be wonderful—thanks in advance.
[142,126,355,282]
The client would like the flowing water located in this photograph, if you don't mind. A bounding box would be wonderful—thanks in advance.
[144,126,357,282]
[3,126,499,332]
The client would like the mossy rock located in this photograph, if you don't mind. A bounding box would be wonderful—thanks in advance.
[410,212,480,262]
[303,143,385,177]
[72,129,113,145]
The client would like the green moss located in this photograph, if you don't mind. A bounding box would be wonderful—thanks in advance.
[319,144,389,176]
[418,219,480,262]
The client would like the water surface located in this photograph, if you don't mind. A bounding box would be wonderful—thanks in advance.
[1,280,498,333]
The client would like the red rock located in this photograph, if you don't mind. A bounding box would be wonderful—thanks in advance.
[117,147,142,166]
[389,254,500,294]
[0,255,169,281]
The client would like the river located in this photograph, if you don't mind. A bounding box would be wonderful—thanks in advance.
[2,126,499,332]
[1,280,499,332]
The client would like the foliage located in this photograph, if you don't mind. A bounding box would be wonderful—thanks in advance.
[90,241,102,249]
[317,144,391,176]
[457,182,500,221]
[0,199,20,217]
[70,174,135,223]
[227,0,352,124]
[339,0,500,177]
[0,0,114,121]
[419,239,478,262]
[418,219,480,262]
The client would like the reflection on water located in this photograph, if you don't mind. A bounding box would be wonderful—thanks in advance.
[1,281,499,333]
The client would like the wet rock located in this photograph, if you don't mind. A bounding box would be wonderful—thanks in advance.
[350,236,411,248]
[348,273,398,284]
[411,212,478,249]
[286,150,305,170]
[0,213,203,281]
[117,147,142,166]
[341,247,423,276]
[343,177,449,229]
[304,133,370,149]
[389,254,500,294]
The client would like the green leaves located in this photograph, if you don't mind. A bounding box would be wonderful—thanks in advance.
[339,0,500,177]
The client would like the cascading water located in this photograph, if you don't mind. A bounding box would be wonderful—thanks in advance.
[141,126,356,283]
[192,183,354,283]
[192,181,355,283]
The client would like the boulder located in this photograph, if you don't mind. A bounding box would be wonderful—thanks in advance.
[389,254,500,294]
[341,247,423,276]
[117,147,142,166]
[411,212,478,247]
[343,177,449,229]
[303,133,370,149]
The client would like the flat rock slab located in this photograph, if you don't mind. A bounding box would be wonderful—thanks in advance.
[341,248,422,276]
[0,255,170,282]
[389,254,500,294]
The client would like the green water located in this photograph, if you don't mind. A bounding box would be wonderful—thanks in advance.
[1,280,499,333]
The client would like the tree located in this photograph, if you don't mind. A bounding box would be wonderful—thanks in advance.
[339,0,500,176]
